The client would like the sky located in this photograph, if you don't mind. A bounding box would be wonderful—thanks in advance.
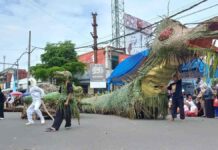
[0,0,217,71]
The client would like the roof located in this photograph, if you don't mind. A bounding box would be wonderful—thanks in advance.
[78,49,105,65]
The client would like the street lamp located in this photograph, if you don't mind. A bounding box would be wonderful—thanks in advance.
[27,46,45,92]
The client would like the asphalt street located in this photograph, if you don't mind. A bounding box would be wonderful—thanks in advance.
[0,112,218,150]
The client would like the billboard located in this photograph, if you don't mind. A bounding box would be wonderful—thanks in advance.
[124,13,152,55]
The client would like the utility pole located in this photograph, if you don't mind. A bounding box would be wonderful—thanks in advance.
[16,60,19,90]
[91,13,98,64]
[27,30,31,92]
[3,56,5,71]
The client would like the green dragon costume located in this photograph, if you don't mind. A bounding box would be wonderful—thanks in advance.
[81,17,218,119]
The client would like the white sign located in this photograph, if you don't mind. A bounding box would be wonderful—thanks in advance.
[89,64,106,81]
[90,81,106,88]
[89,64,106,88]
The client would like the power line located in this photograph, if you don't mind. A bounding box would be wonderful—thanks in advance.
[25,0,211,52]
[125,0,206,25]
[67,0,207,50]
[7,0,210,70]
[75,0,208,50]
[191,13,218,23]
[168,0,208,15]
[176,3,218,20]
[167,0,208,18]
[26,0,79,33]
[76,34,112,48]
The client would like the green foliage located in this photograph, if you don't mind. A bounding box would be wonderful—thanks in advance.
[30,64,49,81]
[41,41,77,67]
[23,92,61,105]
[43,92,60,104]
[31,41,85,81]
[63,62,86,76]
[48,66,65,77]
[81,80,168,120]
[23,96,32,105]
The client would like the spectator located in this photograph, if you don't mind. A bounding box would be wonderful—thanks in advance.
[0,88,6,119]
[184,94,198,117]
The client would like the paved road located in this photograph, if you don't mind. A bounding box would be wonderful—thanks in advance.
[0,112,218,150]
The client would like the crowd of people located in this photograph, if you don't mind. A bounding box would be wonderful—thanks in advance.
[167,72,218,121]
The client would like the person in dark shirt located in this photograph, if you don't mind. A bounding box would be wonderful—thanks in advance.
[167,72,185,121]
[0,88,6,119]
[46,78,73,132]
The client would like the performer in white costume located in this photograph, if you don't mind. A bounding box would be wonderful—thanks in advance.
[26,77,45,125]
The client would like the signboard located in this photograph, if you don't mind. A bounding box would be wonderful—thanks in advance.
[124,13,152,34]
[124,13,152,55]
[89,64,106,88]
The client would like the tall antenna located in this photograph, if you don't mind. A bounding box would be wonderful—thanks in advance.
[111,0,125,48]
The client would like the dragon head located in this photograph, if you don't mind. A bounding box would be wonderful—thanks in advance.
[152,17,218,65]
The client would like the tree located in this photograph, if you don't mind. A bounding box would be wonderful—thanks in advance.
[31,41,85,81]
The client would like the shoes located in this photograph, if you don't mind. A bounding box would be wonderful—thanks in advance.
[65,126,72,129]
[25,122,34,125]
[170,117,174,121]
[0,118,4,120]
[45,127,56,132]
[41,120,45,125]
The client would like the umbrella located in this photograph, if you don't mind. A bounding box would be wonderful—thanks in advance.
[11,91,23,97]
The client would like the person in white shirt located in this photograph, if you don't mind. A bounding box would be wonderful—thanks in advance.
[184,94,198,116]
[26,77,45,125]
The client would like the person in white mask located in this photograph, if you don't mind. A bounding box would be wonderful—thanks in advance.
[26,77,45,125]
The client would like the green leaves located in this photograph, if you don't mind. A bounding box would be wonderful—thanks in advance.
[31,41,85,81]
[41,41,77,66]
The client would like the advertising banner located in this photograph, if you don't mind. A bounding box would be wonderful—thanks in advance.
[124,13,152,55]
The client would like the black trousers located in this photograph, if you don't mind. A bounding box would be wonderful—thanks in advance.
[0,102,4,118]
[52,105,71,130]
[171,98,185,119]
